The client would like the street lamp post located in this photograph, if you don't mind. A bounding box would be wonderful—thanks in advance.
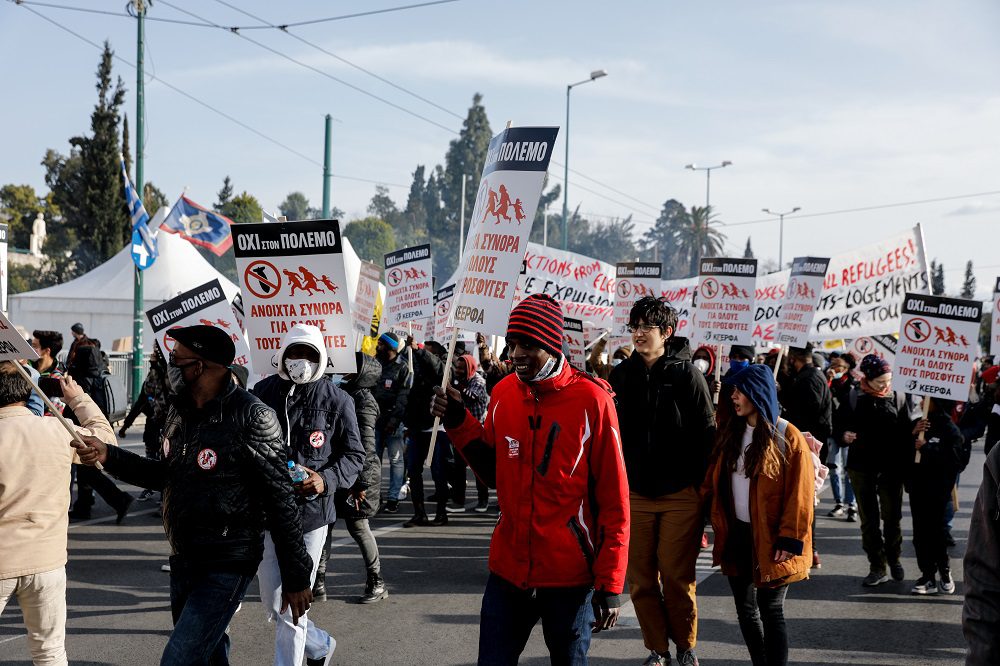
[561,69,608,250]
[684,161,732,214]
[761,207,801,268]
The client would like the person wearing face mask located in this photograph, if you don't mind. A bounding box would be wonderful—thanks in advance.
[430,293,630,664]
[826,352,858,521]
[74,325,315,666]
[840,354,919,587]
[609,296,716,666]
[587,334,633,381]
[692,346,715,379]
[252,324,365,665]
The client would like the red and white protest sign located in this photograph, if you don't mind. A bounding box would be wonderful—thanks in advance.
[448,127,560,336]
[751,270,790,347]
[991,277,1000,358]
[383,245,433,330]
[612,263,662,346]
[146,279,252,369]
[353,261,381,335]
[895,293,981,401]
[775,257,830,348]
[694,258,758,347]
[233,220,355,374]
[432,284,457,346]
[659,277,698,339]
[847,335,897,370]
[812,226,929,340]
[564,317,586,371]
[516,243,616,328]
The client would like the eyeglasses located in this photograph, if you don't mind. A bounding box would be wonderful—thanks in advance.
[627,324,659,334]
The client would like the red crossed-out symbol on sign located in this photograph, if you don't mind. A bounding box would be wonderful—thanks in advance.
[387,268,403,287]
[616,280,633,299]
[854,338,874,355]
[904,318,932,344]
[437,299,452,317]
[701,278,720,300]
[244,260,281,299]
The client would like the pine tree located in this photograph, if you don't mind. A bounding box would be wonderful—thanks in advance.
[216,176,234,210]
[930,259,946,296]
[744,236,754,258]
[122,113,131,179]
[961,260,976,299]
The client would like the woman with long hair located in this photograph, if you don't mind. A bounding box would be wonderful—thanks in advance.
[702,364,814,666]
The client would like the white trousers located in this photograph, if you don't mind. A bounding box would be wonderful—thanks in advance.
[0,567,68,666]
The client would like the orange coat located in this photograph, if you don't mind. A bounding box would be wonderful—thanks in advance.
[701,419,815,587]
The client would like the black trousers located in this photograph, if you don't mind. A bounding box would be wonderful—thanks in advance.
[726,520,789,666]
[73,464,132,513]
[908,478,952,577]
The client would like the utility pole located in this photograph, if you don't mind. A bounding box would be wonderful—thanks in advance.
[322,114,332,218]
[131,0,146,402]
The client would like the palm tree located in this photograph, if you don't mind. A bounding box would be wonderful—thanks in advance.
[675,205,726,276]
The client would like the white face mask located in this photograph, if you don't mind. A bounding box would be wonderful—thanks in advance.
[693,359,710,374]
[529,356,559,382]
[832,371,845,380]
[284,358,317,385]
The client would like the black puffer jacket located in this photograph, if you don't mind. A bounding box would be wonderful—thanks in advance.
[252,373,366,534]
[103,384,314,592]
[609,336,717,497]
[373,354,410,432]
[842,389,917,475]
[336,353,382,519]
[405,347,444,431]
[781,363,833,446]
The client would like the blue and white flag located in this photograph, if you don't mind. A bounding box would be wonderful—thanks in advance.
[162,196,234,256]
[120,157,157,270]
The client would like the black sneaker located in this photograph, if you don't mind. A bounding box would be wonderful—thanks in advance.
[863,570,890,586]
[358,574,388,604]
[846,507,858,522]
[384,499,399,514]
[939,570,955,594]
[911,576,938,595]
[678,648,699,666]
[827,504,846,517]
[473,500,489,513]
[445,501,466,513]
[889,562,905,581]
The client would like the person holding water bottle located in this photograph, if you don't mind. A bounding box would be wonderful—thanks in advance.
[253,324,365,666]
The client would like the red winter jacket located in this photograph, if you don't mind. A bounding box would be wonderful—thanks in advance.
[446,359,630,594]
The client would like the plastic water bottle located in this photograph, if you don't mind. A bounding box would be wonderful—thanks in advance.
[287,461,317,500]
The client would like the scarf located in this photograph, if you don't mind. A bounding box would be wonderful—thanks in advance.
[860,376,891,399]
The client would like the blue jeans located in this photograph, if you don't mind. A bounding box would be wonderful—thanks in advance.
[478,573,594,666]
[826,440,855,507]
[375,424,406,500]
[161,557,254,666]
[944,472,960,530]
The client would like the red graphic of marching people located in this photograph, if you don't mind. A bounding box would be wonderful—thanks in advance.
[482,184,527,225]
[283,266,339,297]
[934,326,968,347]
[722,282,750,299]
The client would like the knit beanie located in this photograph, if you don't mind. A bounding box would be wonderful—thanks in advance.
[860,354,892,380]
[456,354,477,381]
[507,294,564,357]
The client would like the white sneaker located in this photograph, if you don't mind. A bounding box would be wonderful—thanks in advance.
[397,482,410,500]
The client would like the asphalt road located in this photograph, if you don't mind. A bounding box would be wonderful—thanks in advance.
[1,430,976,665]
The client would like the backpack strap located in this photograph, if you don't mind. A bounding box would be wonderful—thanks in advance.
[775,418,789,455]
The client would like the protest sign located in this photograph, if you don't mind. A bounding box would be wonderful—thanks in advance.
[564,317,586,371]
[516,243,615,327]
[0,223,7,314]
[232,220,355,374]
[383,245,433,330]
[0,310,36,361]
[847,334,897,368]
[146,279,252,370]
[694,258,758,346]
[775,257,830,348]
[353,261,382,335]
[432,284,457,346]
[992,278,1000,358]
[659,277,698,339]
[812,226,929,340]
[448,127,560,336]
[751,270,790,347]
[231,293,246,333]
[895,293,981,401]
[612,263,662,346]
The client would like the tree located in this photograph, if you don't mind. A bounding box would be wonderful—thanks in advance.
[676,206,726,276]
[219,192,262,225]
[122,113,132,179]
[367,185,399,222]
[961,260,976,299]
[343,217,396,263]
[0,184,57,248]
[393,166,430,248]
[641,199,690,278]
[216,176,234,210]
[744,236,754,259]
[279,191,319,221]
[143,182,168,216]
[930,259,946,296]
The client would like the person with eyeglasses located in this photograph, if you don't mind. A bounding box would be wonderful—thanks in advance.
[609,296,716,666]
[73,325,314,666]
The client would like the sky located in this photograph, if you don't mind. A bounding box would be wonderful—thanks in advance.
[1,0,998,299]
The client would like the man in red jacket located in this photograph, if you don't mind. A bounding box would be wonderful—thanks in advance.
[432,294,629,664]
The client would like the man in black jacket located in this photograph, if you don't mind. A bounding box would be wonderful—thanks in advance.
[253,324,364,665]
[75,325,314,666]
[609,296,716,666]
[401,336,445,527]
[372,332,410,513]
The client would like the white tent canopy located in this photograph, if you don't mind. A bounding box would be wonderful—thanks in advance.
[8,230,365,352]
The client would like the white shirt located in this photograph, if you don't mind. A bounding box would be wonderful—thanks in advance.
[732,424,754,523]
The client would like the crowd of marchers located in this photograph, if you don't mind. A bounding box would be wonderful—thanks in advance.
[2,300,1000,666]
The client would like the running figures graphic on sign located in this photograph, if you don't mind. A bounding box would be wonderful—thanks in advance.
[282,266,339,297]
[933,326,967,347]
[479,182,528,225]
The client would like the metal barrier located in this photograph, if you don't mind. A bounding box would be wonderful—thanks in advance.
[107,353,150,398]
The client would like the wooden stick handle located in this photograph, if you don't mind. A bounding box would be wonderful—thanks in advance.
[426,334,460,467]
[773,346,785,380]
[713,343,723,405]
[13,362,104,471]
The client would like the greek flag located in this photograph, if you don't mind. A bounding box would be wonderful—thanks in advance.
[120,157,157,270]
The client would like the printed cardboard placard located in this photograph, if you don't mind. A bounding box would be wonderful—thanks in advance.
[383,245,433,329]
[812,226,929,340]
[448,127,560,336]
[231,293,246,333]
[991,277,1000,358]
[564,317,586,371]
[775,257,831,348]
[0,310,37,361]
[612,263,662,347]
[659,277,698,339]
[693,258,758,346]
[847,334,898,370]
[751,270,790,347]
[515,243,615,327]
[353,261,382,335]
[232,220,355,374]
[432,284,457,346]
[895,293,981,401]
[0,223,8,313]
[146,279,252,370]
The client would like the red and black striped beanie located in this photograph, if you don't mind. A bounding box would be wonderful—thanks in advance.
[507,294,564,356]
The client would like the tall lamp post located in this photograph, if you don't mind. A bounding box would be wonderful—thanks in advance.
[762,206,800,268]
[684,161,732,213]
[561,69,608,250]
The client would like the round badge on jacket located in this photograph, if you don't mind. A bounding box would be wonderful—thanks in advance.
[197,448,218,470]
[309,431,325,448]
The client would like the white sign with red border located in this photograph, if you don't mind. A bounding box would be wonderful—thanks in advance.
[564,317,586,371]
[383,245,433,329]
[775,257,831,348]
[694,257,758,346]
[353,261,382,335]
[612,262,662,347]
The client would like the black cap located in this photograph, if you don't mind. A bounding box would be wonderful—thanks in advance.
[71,323,85,335]
[729,345,756,361]
[170,325,236,366]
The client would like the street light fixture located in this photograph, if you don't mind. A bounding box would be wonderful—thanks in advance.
[684,161,732,213]
[761,207,801,268]
[560,69,608,249]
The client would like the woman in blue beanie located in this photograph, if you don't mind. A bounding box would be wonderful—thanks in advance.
[702,364,815,666]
